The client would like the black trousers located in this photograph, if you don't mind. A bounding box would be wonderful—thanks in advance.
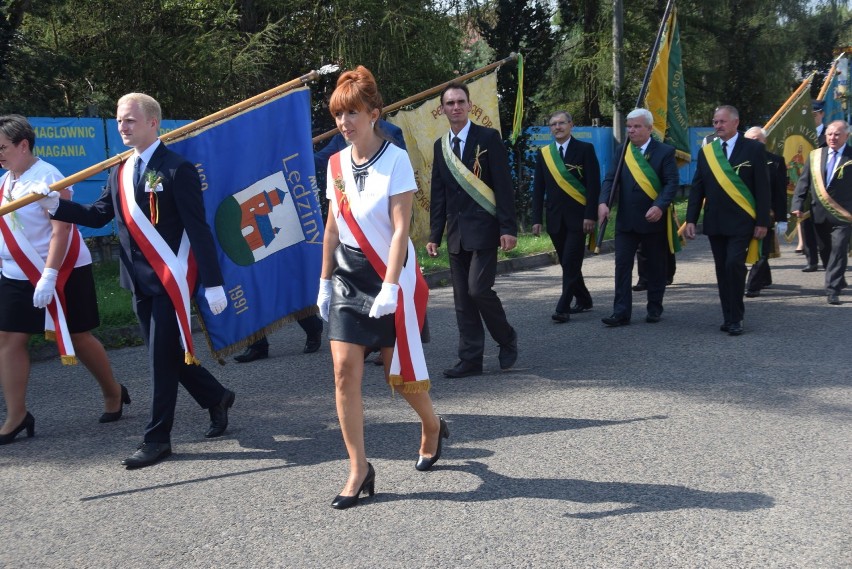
[637,244,676,285]
[548,226,592,312]
[813,221,852,293]
[449,247,514,363]
[135,293,227,444]
[801,216,822,267]
[613,231,667,319]
[708,234,751,325]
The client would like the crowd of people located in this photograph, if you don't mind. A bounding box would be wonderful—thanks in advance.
[1,66,849,511]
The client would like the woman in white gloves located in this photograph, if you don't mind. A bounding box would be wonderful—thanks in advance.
[0,115,128,445]
[318,67,447,509]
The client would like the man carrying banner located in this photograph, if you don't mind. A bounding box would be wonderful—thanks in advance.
[792,120,852,305]
[427,81,518,378]
[685,105,770,336]
[743,127,789,297]
[38,93,236,469]
[531,110,600,323]
[597,108,679,326]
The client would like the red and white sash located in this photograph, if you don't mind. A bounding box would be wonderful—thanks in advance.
[116,160,200,365]
[0,174,80,364]
[329,152,430,391]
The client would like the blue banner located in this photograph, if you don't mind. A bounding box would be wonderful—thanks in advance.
[169,87,324,355]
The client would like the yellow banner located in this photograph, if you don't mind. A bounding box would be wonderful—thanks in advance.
[387,73,501,245]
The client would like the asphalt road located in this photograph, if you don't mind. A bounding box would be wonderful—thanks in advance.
[1,236,849,568]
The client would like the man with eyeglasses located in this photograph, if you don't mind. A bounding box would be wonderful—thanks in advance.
[531,110,601,323]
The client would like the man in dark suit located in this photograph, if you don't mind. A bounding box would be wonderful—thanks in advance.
[427,82,518,378]
[744,127,789,297]
[41,93,235,468]
[531,110,600,322]
[597,108,680,326]
[797,100,828,271]
[685,105,770,336]
[792,120,852,305]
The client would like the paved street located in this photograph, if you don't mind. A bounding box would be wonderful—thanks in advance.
[1,236,849,568]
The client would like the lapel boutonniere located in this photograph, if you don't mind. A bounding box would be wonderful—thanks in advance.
[144,170,163,226]
[472,144,487,179]
[565,163,584,177]
[644,152,651,160]
[834,160,851,181]
[732,161,751,176]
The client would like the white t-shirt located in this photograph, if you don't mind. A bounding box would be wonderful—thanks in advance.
[0,158,92,280]
[325,141,417,248]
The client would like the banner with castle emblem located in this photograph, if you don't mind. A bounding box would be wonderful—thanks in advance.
[170,87,323,358]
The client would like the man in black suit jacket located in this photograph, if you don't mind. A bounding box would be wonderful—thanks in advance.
[792,120,852,305]
[427,82,518,378]
[531,110,600,322]
[598,108,680,326]
[743,127,789,297]
[42,93,235,468]
[798,100,829,271]
[685,105,770,336]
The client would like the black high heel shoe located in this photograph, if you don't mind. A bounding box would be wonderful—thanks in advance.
[0,412,35,445]
[331,462,375,510]
[415,417,449,471]
[99,384,131,423]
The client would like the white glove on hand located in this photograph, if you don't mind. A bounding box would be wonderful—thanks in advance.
[316,279,333,321]
[204,286,227,315]
[31,182,60,214]
[775,221,788,237]
[369,282,399,319]
[33,268,58,308]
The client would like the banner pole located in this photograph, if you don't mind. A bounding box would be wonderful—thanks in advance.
[1,69,324,217]
[312,53,520,144]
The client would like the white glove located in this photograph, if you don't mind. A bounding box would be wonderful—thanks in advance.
[316,279,333,321]
[33,268,58,308]
[369,282,399,319]
[775,221,788,237]
[204,286,227,315]
[31,182,60,214]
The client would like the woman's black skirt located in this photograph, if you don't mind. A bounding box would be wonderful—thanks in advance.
[328,244,396,348]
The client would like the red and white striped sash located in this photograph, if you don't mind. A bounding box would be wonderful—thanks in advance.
[329,152,430,391]
[116,160,200,364]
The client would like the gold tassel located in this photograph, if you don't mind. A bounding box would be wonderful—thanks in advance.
[388,374,431,394]
[44,330,56,342]
[60,355,78,366]
[184,352,200,366]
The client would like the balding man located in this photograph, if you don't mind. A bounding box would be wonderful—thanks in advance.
[792,120,852,305]
[743,127,788,297]
[685,105,770,335]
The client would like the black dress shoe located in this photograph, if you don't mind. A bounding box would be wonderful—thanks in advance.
[331,463,375,510]
[303,334,322,353]
[498,329,518,370]
[802,264,818,273]
[121,442,172,469]
[602,314,630,327]
[234,345,268,363]
[551,311,570,323]
[0,412,35,445]
[632,281,648,292]
[828,293,841,305]
[443,360,482,378]
[416,417,449,471]
[727,321,743,336]
[645,313,661,323]
[99,384,131,423]
[720,322,731,332]
[206,390,235,438]
[568,302,593,314]
[745,290,760,298]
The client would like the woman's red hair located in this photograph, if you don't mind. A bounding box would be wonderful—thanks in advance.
[328,66,383,116]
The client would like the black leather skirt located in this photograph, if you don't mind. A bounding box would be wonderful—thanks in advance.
[328,244,396,348]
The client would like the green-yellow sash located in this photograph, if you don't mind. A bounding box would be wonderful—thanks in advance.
[442,134,497,216]
[810,149,852,224]
[541,143,587,205]
[701,141,761,263]
[624,143,682,253]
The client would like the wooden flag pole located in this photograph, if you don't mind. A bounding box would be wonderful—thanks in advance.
[312,53,520,144]
[817,53,845,101]
[0,69,324,217]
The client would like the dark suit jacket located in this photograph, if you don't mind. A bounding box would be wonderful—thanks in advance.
[531,137,601,234]
[429,122,517,253]
[792,145,852,225]
[766,150,789,223]
[52,143,223,297]
[599,139,679,233]
[687,135,771,235]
